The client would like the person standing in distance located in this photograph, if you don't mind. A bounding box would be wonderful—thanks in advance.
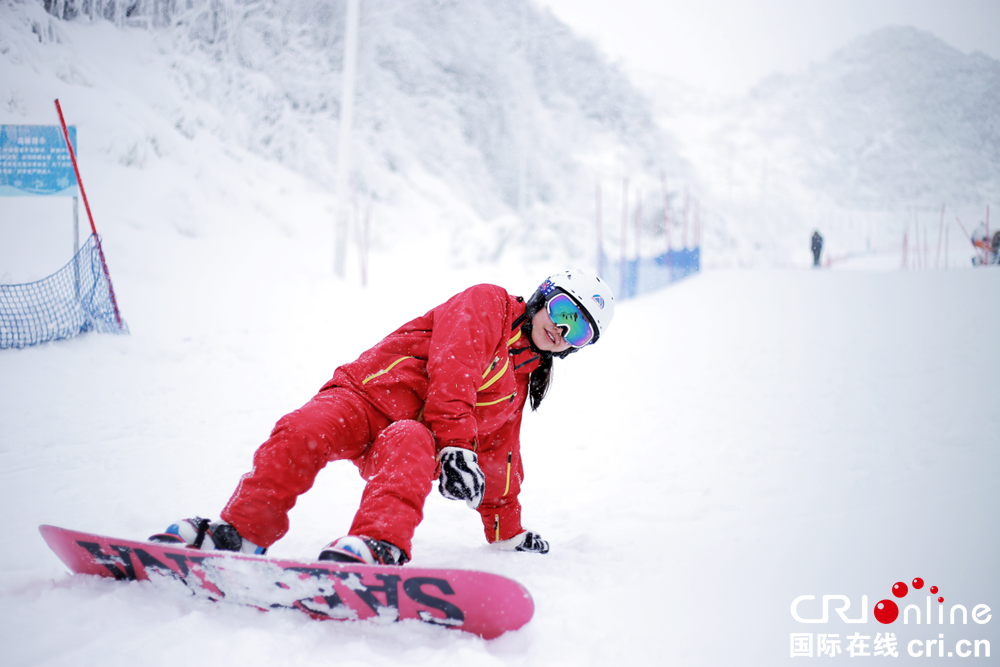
[811,230,824,267]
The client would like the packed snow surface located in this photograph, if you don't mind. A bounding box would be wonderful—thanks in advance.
[2,3,999,666]
[3,255,999,665]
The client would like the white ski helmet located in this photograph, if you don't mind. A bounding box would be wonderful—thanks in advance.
[537,268,615,344]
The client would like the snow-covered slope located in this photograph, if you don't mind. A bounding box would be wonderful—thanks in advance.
[653,26,1000,268]
[1,3,999,665]
[2,0,681,272]
[2,264,998,665]
[11,5,995,275]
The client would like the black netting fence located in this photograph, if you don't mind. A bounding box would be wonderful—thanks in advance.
[1,234,128,348]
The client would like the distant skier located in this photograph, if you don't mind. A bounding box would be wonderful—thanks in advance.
[811,231,824,267]
[151,270,615,565]
[970,222,999,266]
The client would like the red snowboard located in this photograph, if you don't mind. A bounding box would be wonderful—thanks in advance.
[39,525,534,639]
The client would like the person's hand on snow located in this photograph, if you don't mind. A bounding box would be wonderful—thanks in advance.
[492,531,550,554]
[438,446,486,509]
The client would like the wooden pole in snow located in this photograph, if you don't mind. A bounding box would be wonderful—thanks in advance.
[620,178,628,296]
[924,224,929,270]
[945,224,949,270]
[333,0,360,278]
[901,215,908,269]
[694,198,701,248]
[634,188,642,261]
[935,204,945,269]
[633,187,642,292]
[683,185,690,249]
[660,172,670,255]
[595,180,603,278]
[362,194,372,287]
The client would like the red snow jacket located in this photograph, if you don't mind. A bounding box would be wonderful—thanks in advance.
[322,284,543,543]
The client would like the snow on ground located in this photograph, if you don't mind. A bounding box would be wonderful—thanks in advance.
[2,241,998,665]
[2,4,1000,666]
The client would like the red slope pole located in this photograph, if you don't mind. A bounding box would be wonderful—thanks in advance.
[55,99,123,328]
[953,214,971,239]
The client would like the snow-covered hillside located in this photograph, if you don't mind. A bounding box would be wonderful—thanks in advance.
[8,5,996,274]
[653,26,1000,268]
[3,0,684,272]
[2,263,998,666]
[1,4,999,664]
[744,27,1000,209]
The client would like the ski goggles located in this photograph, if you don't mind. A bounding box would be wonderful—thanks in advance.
[545,292,595,348]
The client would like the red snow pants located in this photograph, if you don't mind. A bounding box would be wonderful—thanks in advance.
[221,387,436,558]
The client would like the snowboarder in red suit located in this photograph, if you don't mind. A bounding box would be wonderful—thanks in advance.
[153,270,615,565]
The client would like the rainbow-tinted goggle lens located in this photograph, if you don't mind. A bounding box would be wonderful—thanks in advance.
[545,292,595,348]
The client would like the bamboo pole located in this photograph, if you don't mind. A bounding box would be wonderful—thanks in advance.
[620,178,628,296]
[595,180,603,278]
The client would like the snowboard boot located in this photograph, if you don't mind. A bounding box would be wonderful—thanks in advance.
[149,517,267,555]
[318,535,408,565]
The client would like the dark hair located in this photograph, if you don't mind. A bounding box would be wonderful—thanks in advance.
[522,289,556,411]
[528,355,552,411]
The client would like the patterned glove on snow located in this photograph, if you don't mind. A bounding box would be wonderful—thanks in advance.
[438,446,486,509]
[492,531,550,554]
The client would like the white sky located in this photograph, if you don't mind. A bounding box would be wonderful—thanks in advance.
[535,0,1000,96]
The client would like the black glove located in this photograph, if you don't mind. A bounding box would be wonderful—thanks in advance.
[492,530,550,554]
[438,446,486,509]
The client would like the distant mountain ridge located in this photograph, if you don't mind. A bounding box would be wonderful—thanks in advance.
[13,4,993,268]
[730,26,1000,208]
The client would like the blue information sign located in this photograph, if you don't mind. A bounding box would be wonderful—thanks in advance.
[0,125,78,196]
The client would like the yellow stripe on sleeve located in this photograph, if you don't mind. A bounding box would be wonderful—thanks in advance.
[361,356,415,385]
[475,392,516,407]
[478,357,509,391]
